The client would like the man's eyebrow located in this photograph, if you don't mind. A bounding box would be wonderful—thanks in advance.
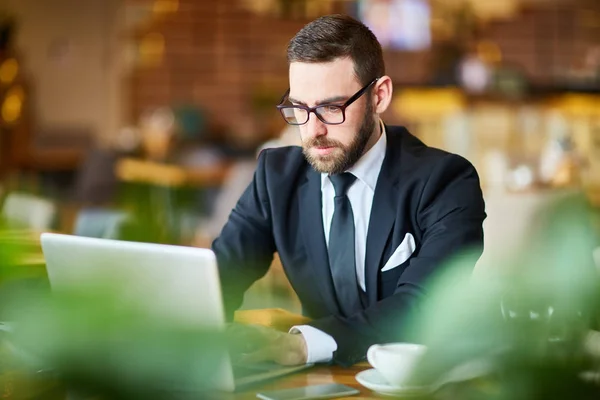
[288,95,349,106]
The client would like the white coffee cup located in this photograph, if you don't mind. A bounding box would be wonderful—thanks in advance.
[366,343,427,387]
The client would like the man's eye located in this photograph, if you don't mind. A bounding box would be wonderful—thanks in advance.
[323,106,342,113]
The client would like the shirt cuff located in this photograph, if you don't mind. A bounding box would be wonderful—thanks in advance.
[290,325,337,364]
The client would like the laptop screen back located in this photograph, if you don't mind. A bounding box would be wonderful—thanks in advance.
[40,232,236,392]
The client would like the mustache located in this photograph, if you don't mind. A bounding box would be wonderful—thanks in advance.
[305,137,343,148]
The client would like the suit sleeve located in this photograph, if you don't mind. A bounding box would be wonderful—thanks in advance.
[212,151,276,321]
[308,154,486,366]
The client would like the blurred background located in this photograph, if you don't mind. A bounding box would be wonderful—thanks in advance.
[0,0,599,312]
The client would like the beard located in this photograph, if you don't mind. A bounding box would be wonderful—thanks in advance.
[302,102,376,175]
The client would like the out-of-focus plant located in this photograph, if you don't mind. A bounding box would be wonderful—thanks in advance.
[0,191,233,399]
[0,219,47,286]
[0,180,284,399]
[404,193,600,399]
[3,287,228,399]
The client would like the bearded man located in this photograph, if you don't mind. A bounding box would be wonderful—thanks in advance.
[213,14,486,367]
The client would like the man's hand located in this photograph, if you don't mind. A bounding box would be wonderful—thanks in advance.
[225,323,308,366]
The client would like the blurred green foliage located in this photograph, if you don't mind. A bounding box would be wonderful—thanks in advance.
[405,194,600,399]
[6,289,227,399]
[0,187,599,399]
[0,185,230,399]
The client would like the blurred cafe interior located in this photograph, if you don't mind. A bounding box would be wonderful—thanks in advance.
[0,0,599,313]
[1,0,600,398]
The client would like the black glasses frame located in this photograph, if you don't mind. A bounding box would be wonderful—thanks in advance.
[276,77,379,125]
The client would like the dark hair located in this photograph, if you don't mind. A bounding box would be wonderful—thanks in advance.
[287,14,385,86]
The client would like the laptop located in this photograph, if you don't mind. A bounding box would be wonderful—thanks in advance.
[40,233,311,393]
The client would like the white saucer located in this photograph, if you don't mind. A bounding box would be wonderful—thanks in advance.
[355,369,430,397]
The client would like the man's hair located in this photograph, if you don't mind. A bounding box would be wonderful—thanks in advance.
[287,14,385,86]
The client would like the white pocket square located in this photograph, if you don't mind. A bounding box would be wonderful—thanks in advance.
[381,232,416,272]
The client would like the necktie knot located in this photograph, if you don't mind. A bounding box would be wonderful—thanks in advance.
[329,173,356,197]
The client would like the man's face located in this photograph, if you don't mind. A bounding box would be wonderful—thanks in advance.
[288,58,377,175]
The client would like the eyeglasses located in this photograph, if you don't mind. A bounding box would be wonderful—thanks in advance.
[276,78,379,126]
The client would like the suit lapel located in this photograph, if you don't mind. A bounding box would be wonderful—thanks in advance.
[365,127,402,304]
[298,168,341,316]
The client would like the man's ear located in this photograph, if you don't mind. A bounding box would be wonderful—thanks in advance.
[373,76,393,114]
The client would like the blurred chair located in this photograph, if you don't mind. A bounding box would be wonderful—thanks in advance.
[201,159,257,240]
[72,147,119,205]
[72,208,129,239]
[19,126,93,173]
[1,192,56,230]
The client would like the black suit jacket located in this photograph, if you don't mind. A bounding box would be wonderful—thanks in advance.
[213,125,486,366]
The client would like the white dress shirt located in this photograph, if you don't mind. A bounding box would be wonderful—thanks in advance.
[292,121,387,363]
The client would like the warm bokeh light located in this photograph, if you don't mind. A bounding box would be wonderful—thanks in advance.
[394,88,466,119]
[477,40,502,65]
[1,85,25,124]
[152,0,179,15]
[0,58,19,85]
[138,32,165,66]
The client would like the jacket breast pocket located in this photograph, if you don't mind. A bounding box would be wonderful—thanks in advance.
[379,260,409,297]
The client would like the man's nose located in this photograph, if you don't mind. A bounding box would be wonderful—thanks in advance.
[305,112,327,138]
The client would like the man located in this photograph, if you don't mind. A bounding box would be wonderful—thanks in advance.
[213,14,486,367]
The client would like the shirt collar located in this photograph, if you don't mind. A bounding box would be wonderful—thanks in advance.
[321,119,387,191]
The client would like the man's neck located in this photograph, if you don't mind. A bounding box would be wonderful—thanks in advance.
[361,119,383,158]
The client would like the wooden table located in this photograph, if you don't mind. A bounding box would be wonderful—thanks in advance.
[228,364,371,400]
[232,308,373,399]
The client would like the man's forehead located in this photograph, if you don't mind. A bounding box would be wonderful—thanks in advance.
[288,60,359,102]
